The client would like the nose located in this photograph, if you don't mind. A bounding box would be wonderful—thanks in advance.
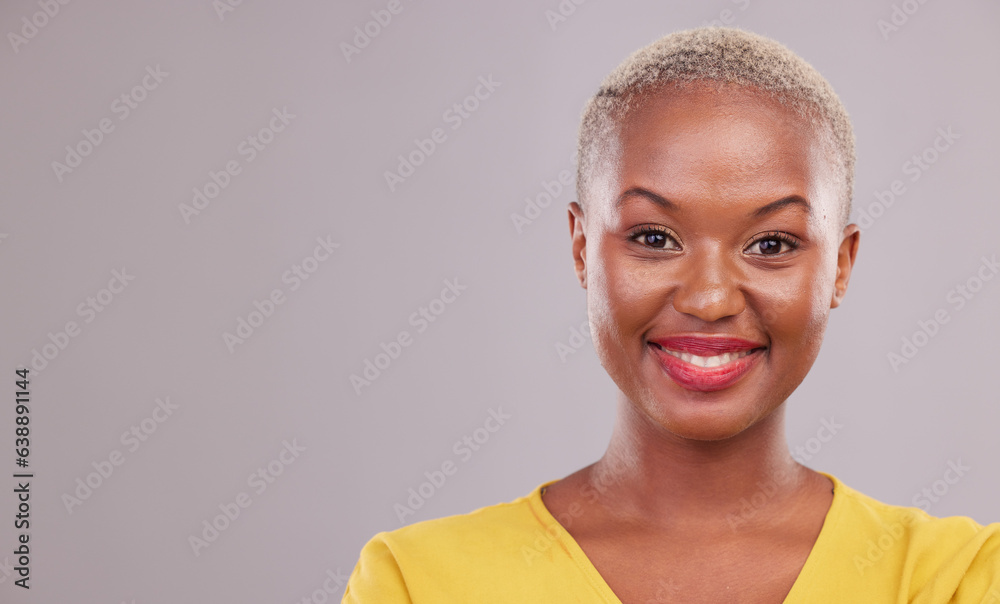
[671,246,746,322]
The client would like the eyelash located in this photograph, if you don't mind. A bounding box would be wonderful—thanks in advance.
[627,226,801,256]
[745,231,801,256]
[628,225,680,250]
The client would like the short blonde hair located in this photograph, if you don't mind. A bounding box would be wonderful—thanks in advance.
[577,26,855,226]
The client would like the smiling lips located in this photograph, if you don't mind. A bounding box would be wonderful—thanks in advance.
[648,336,766,392]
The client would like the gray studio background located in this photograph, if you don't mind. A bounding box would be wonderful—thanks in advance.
[1,0,998,601]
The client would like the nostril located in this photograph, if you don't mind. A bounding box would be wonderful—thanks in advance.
[671,286,746,322]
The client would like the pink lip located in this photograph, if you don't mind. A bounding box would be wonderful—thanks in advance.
[648,336,766,392]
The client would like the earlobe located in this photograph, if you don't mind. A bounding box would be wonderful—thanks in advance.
[830,224,860,308]
[568,201,588,289]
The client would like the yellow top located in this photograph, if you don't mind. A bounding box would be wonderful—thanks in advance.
[343,473,1000,602]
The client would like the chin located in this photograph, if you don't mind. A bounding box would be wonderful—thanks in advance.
[642,397,771,442]
[618,367,786,442]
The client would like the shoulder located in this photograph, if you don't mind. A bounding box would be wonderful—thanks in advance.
[376,484,550,553]
[820,472,1000,601]
[343,482,558,602]
[828,472,994,545]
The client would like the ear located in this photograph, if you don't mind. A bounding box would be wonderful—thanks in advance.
[830,223,860,308]
[568,201,588,289]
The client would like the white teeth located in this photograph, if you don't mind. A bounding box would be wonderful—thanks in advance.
[660,347,752,367]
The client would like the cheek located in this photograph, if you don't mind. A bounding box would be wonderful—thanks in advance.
[586,240,662,364]
[758,255,837,353]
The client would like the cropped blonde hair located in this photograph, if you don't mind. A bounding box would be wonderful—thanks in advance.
[577,27,855,226]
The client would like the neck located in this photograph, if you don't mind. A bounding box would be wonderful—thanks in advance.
[589,392,809,528]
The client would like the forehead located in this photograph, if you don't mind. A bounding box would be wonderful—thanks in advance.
[608,83,837,211]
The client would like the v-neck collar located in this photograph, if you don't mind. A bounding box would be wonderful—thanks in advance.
[526,471,845,603]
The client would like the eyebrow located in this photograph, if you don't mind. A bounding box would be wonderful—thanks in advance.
[751,195,812,219]
[615,187,812,218]
[614,187,677,211]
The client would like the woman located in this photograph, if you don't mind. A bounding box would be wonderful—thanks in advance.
[343,27,1000,603]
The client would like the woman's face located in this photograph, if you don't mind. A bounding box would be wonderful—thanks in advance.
[570,83,859,442]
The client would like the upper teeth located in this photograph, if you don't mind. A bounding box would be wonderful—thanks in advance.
[659,346,753,368]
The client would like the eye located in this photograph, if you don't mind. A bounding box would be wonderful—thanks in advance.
[628,225,681,250]
[745,231,800,256]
